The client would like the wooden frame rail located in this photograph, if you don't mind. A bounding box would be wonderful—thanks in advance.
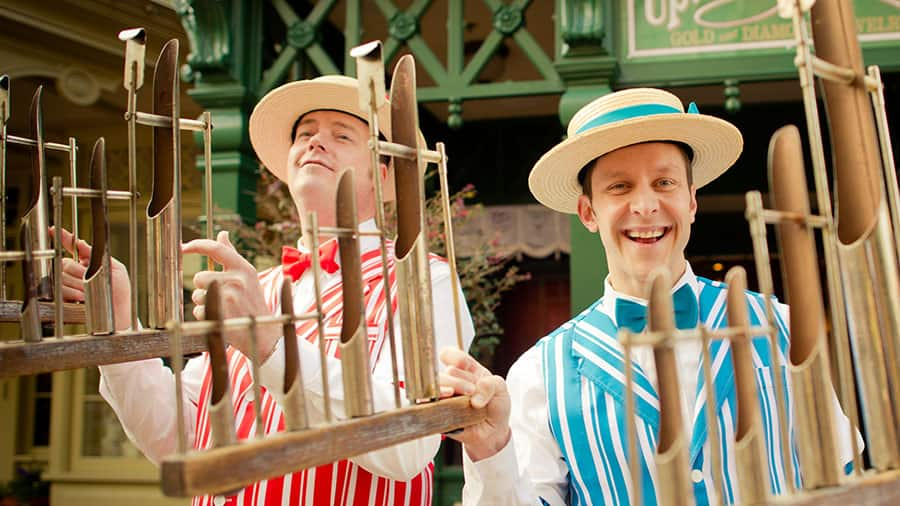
[160,395,484,497]
[0,328,206,377]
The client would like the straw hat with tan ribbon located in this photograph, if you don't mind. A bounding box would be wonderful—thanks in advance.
[249,75,398,197]
[528,88,743,214]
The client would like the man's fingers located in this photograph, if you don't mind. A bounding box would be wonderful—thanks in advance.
[217,230,233,248]
[50,226,92,260]
[193,305,205,320]
[439,347,480,371]
[62,258,87,278]
[182,238,252,274]
[192,270,244,290]
[61,285,85,302]
[439,371,476,396]
[471,375,505,409]
[191,288,206,305]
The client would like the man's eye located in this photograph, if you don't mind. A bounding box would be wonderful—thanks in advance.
[658,178,676,187]
[296,132,311,139]
[607,182,629,193]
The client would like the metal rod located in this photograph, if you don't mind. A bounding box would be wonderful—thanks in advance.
[745,190,796,493]
[307,212,332,421]
[700,326,725,505]
[809,55,856,84]
[126,60,139,331]
[60,188,134,200]
[5,134,75,153]
[129,111,207,132]
[203,111,215,271]
[621,330,642,506]
[52,177,63,338]
[248,317,265,438]
[0,99,6,299]
[68,137,79,262]
[0,250,60,262]
[793,5,863,476]
[316,226,384,238]
[760,209,830,228]
[374,139,441,164]
[436,142,465,350]
[169,320,187,454]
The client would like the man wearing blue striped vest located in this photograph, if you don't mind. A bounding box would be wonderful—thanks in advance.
[439,88,858,505]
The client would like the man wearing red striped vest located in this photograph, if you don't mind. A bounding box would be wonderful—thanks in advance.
[61,75,475,505]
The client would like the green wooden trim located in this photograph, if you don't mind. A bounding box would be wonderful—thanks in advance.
[384,38,402,63]
[513,29,562,82]
[259,46,297,96]
[416,80,564,101]
[409,0,433,18]
[448,0,464,75]
[307,0,337,27]
[270,0,298,26]
[408,35,450,82]
[307,43,341,75]
[461,31,504,84]
[375,0,399,18]
[344,0,361,75]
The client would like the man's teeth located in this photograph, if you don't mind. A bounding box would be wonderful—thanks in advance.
[627,229,665,239]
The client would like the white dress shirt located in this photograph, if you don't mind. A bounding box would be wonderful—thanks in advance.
[99,218,475,482]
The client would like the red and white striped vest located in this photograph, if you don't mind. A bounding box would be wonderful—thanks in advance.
[192,243,443,506]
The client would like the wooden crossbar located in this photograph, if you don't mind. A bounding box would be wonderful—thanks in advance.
[160,396,485,497]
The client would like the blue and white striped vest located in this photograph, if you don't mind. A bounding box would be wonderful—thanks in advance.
[540,276,796,505]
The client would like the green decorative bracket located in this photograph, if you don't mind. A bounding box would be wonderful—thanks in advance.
[493,4,524,36]
[287,20,317,50]
[724,79,741,114]
[175,0,232,81]
[559,0,607,56]
[389,11,419,42]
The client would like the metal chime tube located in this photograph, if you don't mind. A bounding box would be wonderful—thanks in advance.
[648,269,695,506]
[337,169,374,417]
[351,40,402,409]
[808,0,900,469]
[120,28,145,331]
[769,126,841,488]
[83,138,115,335]
[24,87,52,301]
[391,55,439,403]
[146,39,184,329]
[725,267,770,504]
[205,281,235,449]
[281,279,309,431]
[1,75,9,299]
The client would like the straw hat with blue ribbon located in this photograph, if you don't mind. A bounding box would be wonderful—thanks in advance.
[529,88,743,214]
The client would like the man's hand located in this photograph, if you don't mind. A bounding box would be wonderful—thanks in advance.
[439,347,512,462]
[53,227,133,331]
[182,231,280,362]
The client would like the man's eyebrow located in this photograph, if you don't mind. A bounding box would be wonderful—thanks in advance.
[331,120,360,132]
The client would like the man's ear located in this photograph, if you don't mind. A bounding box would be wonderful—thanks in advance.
[576,195,598,233]
[688,184,698,224]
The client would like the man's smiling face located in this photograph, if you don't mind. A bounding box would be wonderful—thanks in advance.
[286,109,380,220]
[576,141,697,297]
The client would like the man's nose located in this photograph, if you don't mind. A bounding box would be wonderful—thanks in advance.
[306,132,326,152]
[629,185,659,216]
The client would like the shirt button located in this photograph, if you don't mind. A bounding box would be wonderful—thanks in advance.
[213,497,226,506]
[691,469,704,483]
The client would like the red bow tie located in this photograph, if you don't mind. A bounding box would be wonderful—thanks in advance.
[282,239,340,281]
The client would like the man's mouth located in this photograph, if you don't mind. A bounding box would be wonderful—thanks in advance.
[300,159,334,172]
[623,227,670,244]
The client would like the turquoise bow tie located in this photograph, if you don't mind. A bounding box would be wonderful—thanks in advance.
[615,283,699,333]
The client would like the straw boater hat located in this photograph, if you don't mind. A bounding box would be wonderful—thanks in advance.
[249,75,397,196]
[528,88,743,214]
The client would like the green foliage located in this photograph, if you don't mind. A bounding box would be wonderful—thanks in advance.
[209,168,528,360]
